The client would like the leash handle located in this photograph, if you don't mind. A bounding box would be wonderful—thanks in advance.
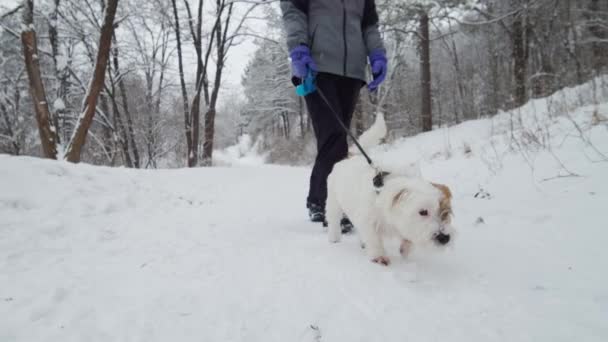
[295,69,316,97]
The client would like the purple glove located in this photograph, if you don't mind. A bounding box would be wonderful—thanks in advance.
[289,45,317,79]
[368,49,387,92]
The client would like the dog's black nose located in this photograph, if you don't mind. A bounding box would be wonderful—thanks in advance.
[435,233,450,245]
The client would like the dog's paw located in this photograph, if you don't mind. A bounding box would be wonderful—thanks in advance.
[372,256,391,266]
[399,239,412,258]
[328,233,341,243]
[328,226,342,243]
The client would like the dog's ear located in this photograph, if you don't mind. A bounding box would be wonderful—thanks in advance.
[432,183,453,222]
[392,188,409,207]
[432,183,452,200]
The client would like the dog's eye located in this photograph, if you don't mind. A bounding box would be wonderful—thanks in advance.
[419,209,429,217]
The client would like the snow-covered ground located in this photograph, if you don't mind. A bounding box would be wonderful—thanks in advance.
[1,80,608,341]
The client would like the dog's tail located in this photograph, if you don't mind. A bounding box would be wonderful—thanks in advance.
[350,112,387,154]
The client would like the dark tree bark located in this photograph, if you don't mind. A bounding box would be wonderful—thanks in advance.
[183,0,206,167]
[21,0,58,159]
[488,34,501,114]
[528,1,559,98]
[419,10,432,132]
[111,36,140,168]
[512,15,528,107]
[437,18,466,122]
[564,0,584,84]
[201,0,233,166]
[586,0,608,72]
[48,0,63,142]
[99,91,122,167]
[0,71,24,155]
[192,0,204,166]
[105,59,133,167]
[170,0,192,166]
[64,0,119,162]
[0,101,20,155]
[100,103,115,165]
[99,91,126,166]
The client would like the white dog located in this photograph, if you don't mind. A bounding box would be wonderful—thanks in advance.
[326,114,455,266]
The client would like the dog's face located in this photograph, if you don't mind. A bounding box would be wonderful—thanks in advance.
[430,183,455,246]
[381,179,454,247]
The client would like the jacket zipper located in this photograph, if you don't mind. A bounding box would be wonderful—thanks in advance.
[309,25,318,51]
[341,0,347,76]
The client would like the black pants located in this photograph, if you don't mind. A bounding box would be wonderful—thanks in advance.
[305,73,363,208]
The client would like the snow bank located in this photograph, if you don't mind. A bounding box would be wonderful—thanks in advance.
[375,76,608,185]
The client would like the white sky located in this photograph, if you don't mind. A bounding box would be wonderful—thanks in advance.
[0,0,18,7]
[0,0,266,105]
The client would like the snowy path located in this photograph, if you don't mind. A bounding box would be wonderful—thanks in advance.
[1,151,607,341]
[2,84,608,341]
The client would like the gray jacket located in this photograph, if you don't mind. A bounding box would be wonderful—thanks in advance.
[280,0,385,82]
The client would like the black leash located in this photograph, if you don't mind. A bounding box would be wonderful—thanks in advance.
[314,86,387,188]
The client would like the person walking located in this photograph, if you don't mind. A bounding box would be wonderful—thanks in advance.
[280,0,388,231]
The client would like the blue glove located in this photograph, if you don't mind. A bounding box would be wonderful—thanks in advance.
[289,45,317,79]
[368,49,387,92]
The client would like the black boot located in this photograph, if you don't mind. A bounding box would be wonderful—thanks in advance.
[340,217,354,234]
[307,202,325,223]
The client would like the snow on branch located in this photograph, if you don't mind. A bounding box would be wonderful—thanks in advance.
[0,4,23,20]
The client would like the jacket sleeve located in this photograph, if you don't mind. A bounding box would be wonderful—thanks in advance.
[280,0,308,51]
[362,0,385,55]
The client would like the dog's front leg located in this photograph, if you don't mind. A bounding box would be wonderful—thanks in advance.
[361,220,390,266]
[399,239,412,258]
[326,192,343,243]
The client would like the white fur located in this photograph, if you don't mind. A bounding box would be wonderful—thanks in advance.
[327,114,455,265]
[349,112,387,155]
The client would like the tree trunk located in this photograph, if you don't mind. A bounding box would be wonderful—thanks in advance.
[101,108,115,165]
[64,0,119,162]
[48,0,63,142]
[564,0,584,84]
[171,0,192,166]
[21,0,58,159]
[144,71,156,168]
[112,37,140,168]
[202,106,216,166]
[184,0,205,167]
[155,25,168,116]
[152,28,169,163]
[190,91,202,166]
[99,92,124,165]
[488,25,501,114]
[587,0,608,72]
[284,112,291,138]
[531,52,555,98]
[512,16,527,107]
[0,101,20,155]
[201,1,233,166]
[106,74,133,168]
[13,83,22,154]
[419,11,432,132]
